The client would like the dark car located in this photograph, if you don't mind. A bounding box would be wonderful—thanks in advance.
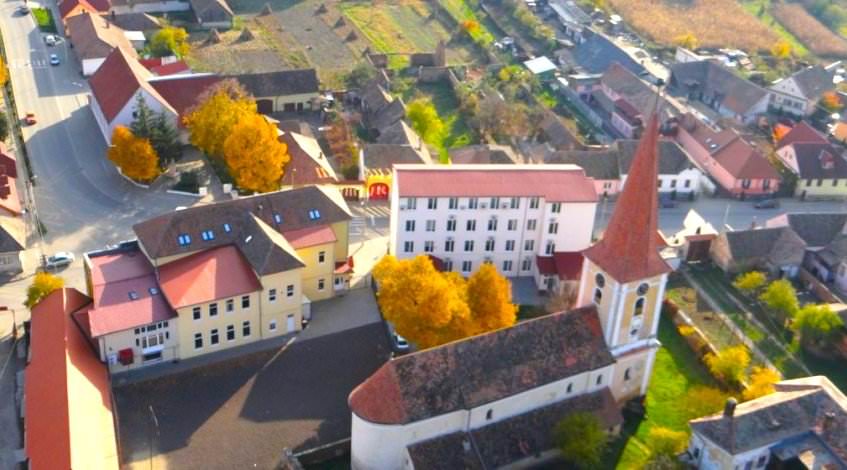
[658,198,677,209]
[754,199,780,209]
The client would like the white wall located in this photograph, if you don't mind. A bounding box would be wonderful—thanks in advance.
[82,57,106,77]
[688,432,772,470]
[98,89,176,144]
[622,167,705,195]
[390,195,596,277]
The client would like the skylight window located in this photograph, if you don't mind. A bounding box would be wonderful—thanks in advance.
[273,213,282,224]
[308,209,321,220]
[201,230,215,241]
[223,223,232,233]
[128,291,139,300]
[149,287,159,295]
[177,234,191,246]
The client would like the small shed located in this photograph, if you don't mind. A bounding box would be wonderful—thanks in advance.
[524,56,558,79]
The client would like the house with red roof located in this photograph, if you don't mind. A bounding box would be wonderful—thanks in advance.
[351,116,671,468]
[279,131,339,187]
[79,186,353,372]
[65,11,138,76]
[389,164,598,283]
[775,121,847,199]
[674,113,780,197]
[0,143,26,274]
[58,0,110,20]
[24,288,118,470]
[88,47,176,143]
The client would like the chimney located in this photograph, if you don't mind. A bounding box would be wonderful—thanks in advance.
[823,410,836,434]
[723,397,737,418]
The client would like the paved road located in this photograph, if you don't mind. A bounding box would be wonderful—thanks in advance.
[0,0,203,309]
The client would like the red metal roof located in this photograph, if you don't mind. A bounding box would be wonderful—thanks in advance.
[26,288,118,470]
[394,165,598,202]
[282,224,337,249]
[89,48,172,123]
[777,121,828,150]
[158,245,261,309]
[583,115,672,284]
[58,0,108,18]
[149,74,223,121]
[87,249,175,337]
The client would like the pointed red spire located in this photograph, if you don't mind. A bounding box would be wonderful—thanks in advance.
[583,114,671,284]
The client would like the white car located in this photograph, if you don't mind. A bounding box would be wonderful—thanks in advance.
[45,252,74,269]
[49,53,60,66]
[45,35,57,46]
[393,333,410,351]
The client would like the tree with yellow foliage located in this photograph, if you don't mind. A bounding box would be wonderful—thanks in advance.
[108,126,160,183]
[742,367,780,401]
[25,272,64,309]
[373,255,471,349]
[705,345,750,387]
[466,263,517,334]
[771,40,792,60]
[184,79,256,159]
[222,113,289,193]
[674,32,699,50]
[821,91,843,112]
[0,56,9,87]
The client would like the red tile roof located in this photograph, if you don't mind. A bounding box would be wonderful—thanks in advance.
[26,288,118,470]
[87,248,175,337]
[0,170,22,216]
[158,245,261,309]
[58,0,108,19]
[583,115,672,284]
[281,224,337,249]
[149,74,223,121]
[394,165,598,202]
[139,58,191,76]
[777,121,828,150]
[536,252,584,280]
[89,47,174,123]
[713,138,780,180]
[0,142,19,178]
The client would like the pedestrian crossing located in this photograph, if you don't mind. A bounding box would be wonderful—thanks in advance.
[351,204,391,219]
[9,59,49,69]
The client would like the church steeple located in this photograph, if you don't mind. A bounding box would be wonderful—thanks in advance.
[582,114,671,284]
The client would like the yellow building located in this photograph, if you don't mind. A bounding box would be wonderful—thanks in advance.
[80,186,352,373]
[776,125,847,200]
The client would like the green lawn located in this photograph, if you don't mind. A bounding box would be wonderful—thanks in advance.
[31,8,57,33]
[610,316,726,468]
[739,0,810,57]
[401,81,474,162]
[340,1,452,53]
[438,0,495,44]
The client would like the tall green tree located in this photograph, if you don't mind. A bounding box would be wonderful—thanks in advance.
[759,279,799,320]
[130,95,181,166]
[150,26,190,58]
[733,271,766,296]
[406,98,444,144]
[554,412,608,469]
[792,304,844,347]
[0,114,9,142]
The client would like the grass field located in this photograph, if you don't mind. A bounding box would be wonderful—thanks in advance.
[607,0,780,52]
[611,316,727,468]
[771,2,847,57]
[31,8,57,33]
[438,0,495,44]
[340,0,451,53]
[401,81,474,162]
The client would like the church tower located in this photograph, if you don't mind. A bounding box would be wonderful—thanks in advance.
[577,114,671,402]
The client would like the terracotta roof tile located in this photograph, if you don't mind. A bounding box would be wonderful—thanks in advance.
[158,244,262,309]
[777,121,828,149]
[536,252,584,280]
[282,225,337,249]
[149,74,223,119]
[349,306,613,425]
[394,164,598,202]
[58,0,108,18]
[89,47,174,123]
[65,12,136,61]
[25,288,118,470]
[583,115,672,283]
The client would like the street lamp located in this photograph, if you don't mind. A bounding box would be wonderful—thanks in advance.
[0,306,17,340]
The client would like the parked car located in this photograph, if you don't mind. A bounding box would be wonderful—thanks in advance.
[45,252,75,269]
[16,5,30,14]
[393,333,410,351]
[24,112,36,125]
[754,199,780,209]
[45,35,57,46]
[49,53,60,66]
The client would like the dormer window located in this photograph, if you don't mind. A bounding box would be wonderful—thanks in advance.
[177,234,191,246]
[201,230,215,241]
[128,291,139,300]
[273,213,282,224]
[309,209,321,220]
[223,223,232,233]
[148,287,159,295]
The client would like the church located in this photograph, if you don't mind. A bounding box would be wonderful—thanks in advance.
[348,115,671,469]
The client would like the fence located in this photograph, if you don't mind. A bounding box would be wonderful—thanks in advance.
[798,267,840,303]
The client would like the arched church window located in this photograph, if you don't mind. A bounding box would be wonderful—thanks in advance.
[595,273,605,288]
[634,297,645,316]
[593,288,602,305]
[637,283,649,296]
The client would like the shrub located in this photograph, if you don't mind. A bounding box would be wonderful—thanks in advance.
[0,114,8,142]
[705,345,750,387]
[683,386,728,420]
[733,271,766,295]
[760,279,799,320]
[553,412,608,469]
[648,427,688,457]
[742,367,780,401]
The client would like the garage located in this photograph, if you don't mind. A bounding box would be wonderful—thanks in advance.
[257,99,273,115]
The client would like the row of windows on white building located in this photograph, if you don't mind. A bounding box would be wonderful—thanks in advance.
[402,197,560,212]
[437,258,532,274]
[403,238,556,255]
[403,217,556,234]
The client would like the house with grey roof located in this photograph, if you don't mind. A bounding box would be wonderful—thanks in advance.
[770,64,838,117]
[448,144,523,165]
[669,60,770,124]
[0,217,24,274]
[550,139,704,197]
[556,28,647,79]
[231,69,320,114]
[686,376,847,470]
[189,0,233,29]
[709,226,806,277]
[593,63,676,138]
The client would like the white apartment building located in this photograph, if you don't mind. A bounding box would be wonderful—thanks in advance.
[389,164,599,279]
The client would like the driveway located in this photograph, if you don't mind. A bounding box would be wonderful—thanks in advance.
[114,321,391,470]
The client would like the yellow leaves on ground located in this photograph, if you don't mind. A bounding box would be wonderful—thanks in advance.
[223,113,290,193]
[373,256,516,349]
[108,126,160,183]
[184,79,256,159]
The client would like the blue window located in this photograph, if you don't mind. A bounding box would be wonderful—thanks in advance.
[273,213,282,224]
[201,230,215,241]
[177,234,191,246]
[308,209,321,220]
[223,223,232,233]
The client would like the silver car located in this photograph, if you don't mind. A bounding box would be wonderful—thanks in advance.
[45,252,74,269]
